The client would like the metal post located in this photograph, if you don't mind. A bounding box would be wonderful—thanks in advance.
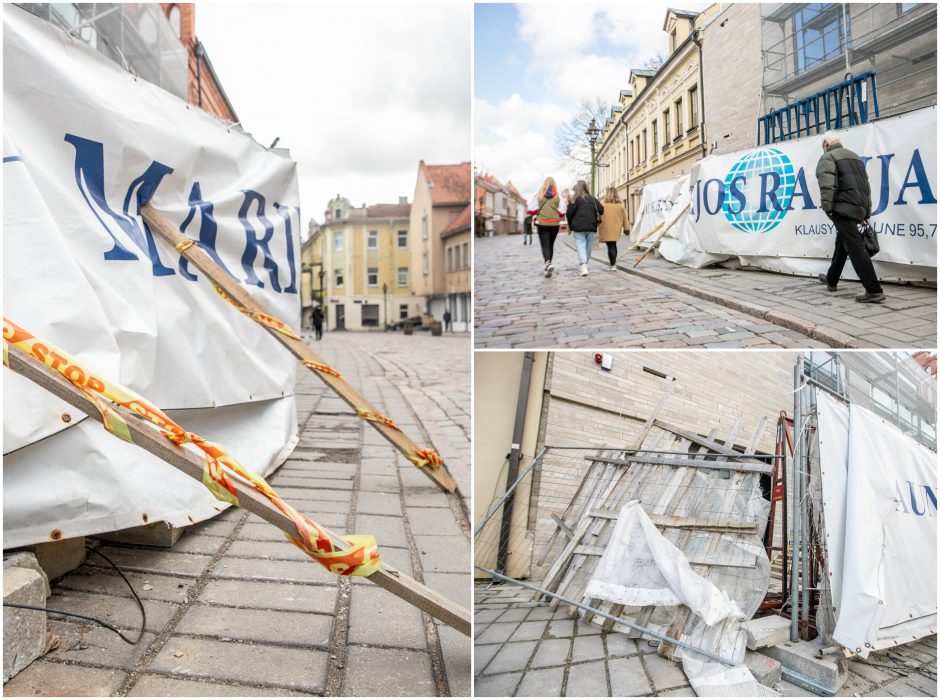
[474,447,547,538]
[801,381,813,631]
[791,360,802,641]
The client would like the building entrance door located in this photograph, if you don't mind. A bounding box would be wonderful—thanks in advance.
[336,304,345,330]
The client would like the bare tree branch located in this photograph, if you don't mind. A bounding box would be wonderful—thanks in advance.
[553,97,612,185]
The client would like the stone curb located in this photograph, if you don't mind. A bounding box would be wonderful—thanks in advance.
[572,239,871,349]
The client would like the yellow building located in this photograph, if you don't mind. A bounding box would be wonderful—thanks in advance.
[301,195,420,331]
[596,6,719,226]
[410,160,472,331]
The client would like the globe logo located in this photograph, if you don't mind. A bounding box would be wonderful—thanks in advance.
[722,148,795,233]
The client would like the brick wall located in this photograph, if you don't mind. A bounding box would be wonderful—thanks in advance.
[528,350,797,580]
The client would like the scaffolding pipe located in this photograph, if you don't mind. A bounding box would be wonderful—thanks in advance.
[474,447,547,538]
[476,566,739,667]
[791,360,802,641]
[801,381,813,630]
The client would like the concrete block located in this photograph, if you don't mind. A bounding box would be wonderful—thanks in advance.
[743,614,791,650]
[762,639,847,694]
[3,566,47,682]
[98,521,183,547]
[4,551,51,596]
[29,536,86,581]
[745,649,783,687]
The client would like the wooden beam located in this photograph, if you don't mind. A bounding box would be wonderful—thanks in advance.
[141,203,457,495]
[5,343,470,636]
[587,508,759,533]
[585,455,772,475]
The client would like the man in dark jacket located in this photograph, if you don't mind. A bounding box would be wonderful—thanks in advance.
[815,132,884,303]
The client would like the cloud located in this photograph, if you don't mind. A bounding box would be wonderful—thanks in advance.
[197,3,470,225]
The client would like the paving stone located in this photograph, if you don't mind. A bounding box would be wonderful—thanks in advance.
[128,675,310,696]
[342,646,435,696]
[354,514,409,549]
[356,491,403,516]
[357,475,401,492]
[643,651,687,690]
[224,539,313,563]
[497,606,531,623]
[422,572,469,610]
[475,671,521,697]
[211,556,334,585]
[476,621,518,645]
[438,624,472,696]
[171,533,228,556]
[58,568,194,604]
[199,579,337,614]
[547,618,575,638]
[572,633,606,662]
[44,619,155,670]
[565,659,609,696]
[605,632,639,657]
[659,686,696,696]
[474,643,503,674]
[848,659,896,685]
[45,589,177,633]
[517,665,565,696]
[509,620,548,642]
[484,641,538,674]
[406,507,465,537]
[151,637,328,692]
[347,585,427,649]
[530,638,571,669]
[174,604,333,648]
[94,546,212,578]
[609,654,653,696]
[2,660,126,696]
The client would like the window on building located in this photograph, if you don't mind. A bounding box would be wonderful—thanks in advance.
[674,98,683,139]
[366,230,378,249]
[397,230,408,248]
[334,269,344,287]
[361,304,379,327]
[793,4,849,74]
[422,251,429,275]
[629,140,635,168]
[398,267,408,286]
[462,242,469,268]
[663,110,671,147]
[446,247,453,272]
[367,268,378,287]
[652,119,659,152]
[334,231,343,251]
[899,3,918,13]
[335,208,342,219]
[688,86,699,129]
[167,5,182,38]
[399,304,409,320]
[422,214,428,240]
[641,129,647,161]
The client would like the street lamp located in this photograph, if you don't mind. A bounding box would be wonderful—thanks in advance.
[586,117,601,195]
[318,268,325,331]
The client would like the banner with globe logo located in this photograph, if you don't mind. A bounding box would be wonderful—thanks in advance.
[637,107,937,283]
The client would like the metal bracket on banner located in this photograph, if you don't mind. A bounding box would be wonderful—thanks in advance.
[141,203,458,496]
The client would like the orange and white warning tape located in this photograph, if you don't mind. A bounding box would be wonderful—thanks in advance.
[2,317,380,577]
[212,284,302,341]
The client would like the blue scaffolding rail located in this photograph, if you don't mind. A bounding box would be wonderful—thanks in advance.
[757,72,880,145]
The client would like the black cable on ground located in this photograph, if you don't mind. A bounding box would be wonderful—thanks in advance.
[3,544,146,645]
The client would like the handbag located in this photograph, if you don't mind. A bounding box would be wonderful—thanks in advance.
[858,221,879,257]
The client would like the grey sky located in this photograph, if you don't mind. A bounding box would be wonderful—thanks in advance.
[197,2,470,232]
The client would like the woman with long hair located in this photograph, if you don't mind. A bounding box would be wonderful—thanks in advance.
[597,187,627,269]
[565,180,604,276]
[528,176,565,277]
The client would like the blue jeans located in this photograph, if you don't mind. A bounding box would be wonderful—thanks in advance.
[572,231,595,264]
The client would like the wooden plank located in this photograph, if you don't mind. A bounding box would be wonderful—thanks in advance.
[141,204,457,495]
[585,454,772,475]
[5,343,470,636]
[550,513,575,541]
[586,509,759,533]
[572,544,756,569]
[632,204,690,267]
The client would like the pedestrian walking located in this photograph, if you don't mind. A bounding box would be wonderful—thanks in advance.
[597,187,627,270]
[815,131,885,303]
[528,176,566,277]
[522,214,533,245]
[443,309,452,332]
[565,180,604,277]
[312,305,324,340]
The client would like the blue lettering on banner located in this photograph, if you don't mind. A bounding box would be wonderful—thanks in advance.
[896,480,938,517]
[65,133,297,294]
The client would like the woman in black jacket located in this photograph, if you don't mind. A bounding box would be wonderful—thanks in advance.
[565,180,604,277]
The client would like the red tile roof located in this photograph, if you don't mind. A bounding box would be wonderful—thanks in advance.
[441,204,471,239]
[424,161,471,205]
[365,203,410,218]
[912,351,937,377]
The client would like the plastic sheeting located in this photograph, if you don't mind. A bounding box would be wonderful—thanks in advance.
[586,503,776,696]
[3,6,301,546]
[816,393,938,657]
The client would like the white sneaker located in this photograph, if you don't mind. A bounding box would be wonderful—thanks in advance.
[546,262,554,277]
[580,264,588,277]
[610,264,617,271]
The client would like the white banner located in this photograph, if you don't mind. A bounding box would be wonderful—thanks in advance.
[816,393,937,657]
[637,108,937,283]
[3,7,301,547]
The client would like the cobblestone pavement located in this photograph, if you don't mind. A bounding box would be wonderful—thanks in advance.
[4,331,470,697]
[474,234,936,349]
[474,584,937,697]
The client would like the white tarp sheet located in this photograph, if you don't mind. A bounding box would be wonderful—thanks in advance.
[585,503,776,696]
[816,393,938,657]
[633,108,938,284]
[3,6,301,547]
